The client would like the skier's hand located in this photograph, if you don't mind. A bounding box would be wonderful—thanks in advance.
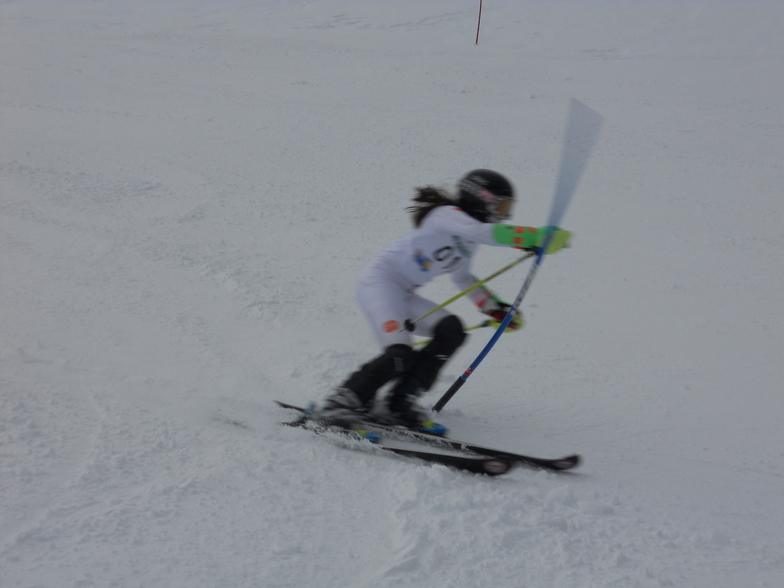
[539,227,572,254]
[479,299,524,332]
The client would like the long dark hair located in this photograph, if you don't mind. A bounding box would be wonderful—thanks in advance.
[406,186,458,227]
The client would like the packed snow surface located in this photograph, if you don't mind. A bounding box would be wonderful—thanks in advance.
[2,1,783,586]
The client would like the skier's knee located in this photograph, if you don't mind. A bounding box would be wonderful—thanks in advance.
[432,315,467,351]
[408,317,466,391]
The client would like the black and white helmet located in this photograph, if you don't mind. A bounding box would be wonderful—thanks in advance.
[458,169,515,223]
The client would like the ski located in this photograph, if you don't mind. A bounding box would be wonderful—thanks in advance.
[275,401,580,472]
[280,411,512,476]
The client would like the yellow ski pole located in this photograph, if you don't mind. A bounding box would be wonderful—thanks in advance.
[403,252,534,332]
[414,320,499,346]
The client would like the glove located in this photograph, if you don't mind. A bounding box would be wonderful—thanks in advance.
[479,298,524,332]
[540,227,572,254]
[492,225,572,254]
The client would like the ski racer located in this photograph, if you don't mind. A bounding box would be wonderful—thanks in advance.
[315,170,571,434]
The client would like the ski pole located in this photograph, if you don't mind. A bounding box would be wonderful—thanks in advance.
[432,98,603,412]
[415,319,502,346]
[403,252,533,332]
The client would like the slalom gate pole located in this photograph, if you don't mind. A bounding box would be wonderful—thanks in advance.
[431,244,548,412]
[403,252,533,332]
[432,99,603,412]
[475,0,483,45]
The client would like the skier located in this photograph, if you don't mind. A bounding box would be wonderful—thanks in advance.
[315,169,571,434]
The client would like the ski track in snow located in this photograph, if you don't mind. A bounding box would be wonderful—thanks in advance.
[2,1,783,587]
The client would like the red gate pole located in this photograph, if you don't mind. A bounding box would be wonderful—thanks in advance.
[475,0,483,45]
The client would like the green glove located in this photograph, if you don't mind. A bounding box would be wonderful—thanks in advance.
[492,224,572,254]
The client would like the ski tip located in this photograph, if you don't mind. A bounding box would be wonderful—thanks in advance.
[551,454,581,471]
[278,417,308,428]
[274,400,311,415]
[482,459,512,476]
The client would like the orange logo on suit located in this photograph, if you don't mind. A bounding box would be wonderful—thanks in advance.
[382,320,400,333]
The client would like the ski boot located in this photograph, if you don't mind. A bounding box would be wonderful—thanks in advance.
[387,379,447,436]
[313,387,372,430]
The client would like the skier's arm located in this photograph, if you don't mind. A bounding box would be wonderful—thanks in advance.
[450,264,524,332]
[450,265,488,307]
[432,208,571,254]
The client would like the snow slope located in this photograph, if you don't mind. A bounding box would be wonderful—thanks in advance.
[2,1,783,586]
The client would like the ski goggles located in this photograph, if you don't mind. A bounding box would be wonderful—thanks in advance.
[484,196,513,222]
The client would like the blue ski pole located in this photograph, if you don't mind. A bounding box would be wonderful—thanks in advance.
[432,99,603,412]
